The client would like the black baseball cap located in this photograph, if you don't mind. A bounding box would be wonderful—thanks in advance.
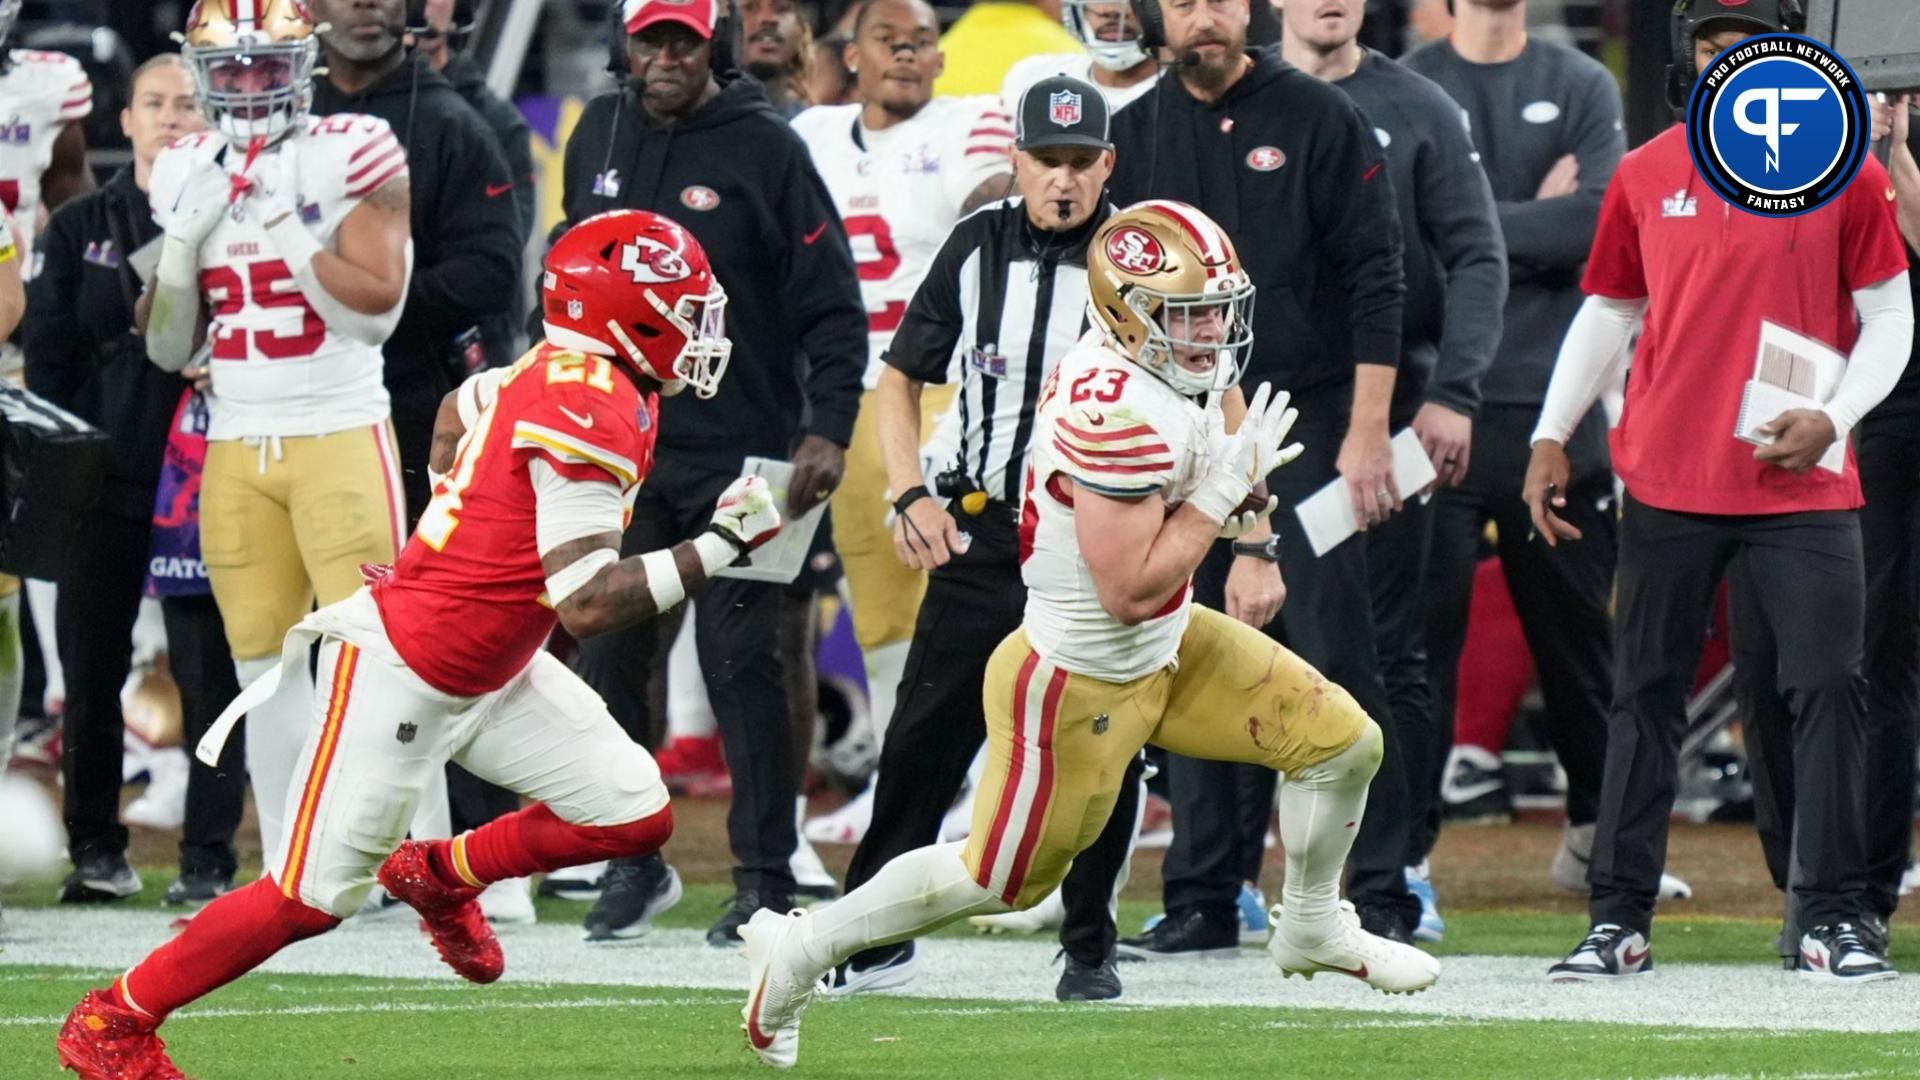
[1015,75,1113,153]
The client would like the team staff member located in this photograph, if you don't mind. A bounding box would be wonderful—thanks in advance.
[24,55,246,908]
[309,0,521,519]
[1278,0,1506,944]
[1861,95,1920,937]
[824,76,1141,1003]
[1403,0,1632,910]
[556,0,866,946]
[1098,0,1411,957]
[1531,3,1913,985]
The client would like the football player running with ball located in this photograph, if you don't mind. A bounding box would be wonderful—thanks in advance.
[740,200,1439,1070]
[57,210,781,1080]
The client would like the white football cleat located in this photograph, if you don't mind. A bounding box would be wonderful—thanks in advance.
[1552,824,1693,901]
[1267,901,1440,995]
[478,877,537,925]
[740,909,822,1069]
[969,888,1065,935]
[803,787,874,846]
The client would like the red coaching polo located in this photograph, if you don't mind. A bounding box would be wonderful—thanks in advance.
[1581,125,1907,516]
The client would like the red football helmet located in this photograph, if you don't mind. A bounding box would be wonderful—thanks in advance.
[541,209,731,398]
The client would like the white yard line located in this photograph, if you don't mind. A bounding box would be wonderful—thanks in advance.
[3,908,1916,1034]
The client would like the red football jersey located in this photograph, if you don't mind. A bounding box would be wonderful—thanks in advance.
[374,344,659,696]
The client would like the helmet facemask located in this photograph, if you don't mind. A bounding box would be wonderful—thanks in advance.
[1124,274,1255,398]
[1060,0,1148,71]
[605,283,734,399]
[186,36,317,146]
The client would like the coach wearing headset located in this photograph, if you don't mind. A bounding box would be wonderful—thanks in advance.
[552,0,866,947]
[1530,0,1913,984]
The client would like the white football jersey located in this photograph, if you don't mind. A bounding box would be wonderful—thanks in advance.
[792,97,1013,387]
[1019,332,1213,682]
[151,114,409,441]
[0,48,92,262]
[1000,53,1156,117]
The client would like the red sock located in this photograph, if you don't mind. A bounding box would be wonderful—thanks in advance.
[447,803,674,887]
[116,877,339,1022]
[1454,557,1536,753]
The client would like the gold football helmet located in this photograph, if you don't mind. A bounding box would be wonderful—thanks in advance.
[1088,200,1255,397]
[180,0,319,144]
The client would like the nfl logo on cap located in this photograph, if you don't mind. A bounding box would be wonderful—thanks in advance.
[1049,89,1082,128]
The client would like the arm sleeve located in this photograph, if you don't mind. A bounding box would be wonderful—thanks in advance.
[395,110,520,346]
[1529,294,1646,445]
[1821,272,1914,438]
[530,457,629,556]
[1050,400,1177,498]
[1417,99,1509,415]
[882,220,976,383]
[1308,97,1404,369]
[20,204,85,409]
[1497,64,1625,270]
[774,139,867,447]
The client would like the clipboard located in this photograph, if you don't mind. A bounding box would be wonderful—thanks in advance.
[713,456,829,584]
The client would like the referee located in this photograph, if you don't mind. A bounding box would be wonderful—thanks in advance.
[824,76,1137,1003]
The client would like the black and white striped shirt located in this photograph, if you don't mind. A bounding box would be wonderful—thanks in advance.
[883,197,1113,506]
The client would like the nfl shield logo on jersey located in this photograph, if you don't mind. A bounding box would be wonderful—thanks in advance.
[1049,90,1082,127]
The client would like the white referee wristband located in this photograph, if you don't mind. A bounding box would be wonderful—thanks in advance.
[264,212,324,276]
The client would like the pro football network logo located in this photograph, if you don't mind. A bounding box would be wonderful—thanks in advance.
[1685,33,1869,217]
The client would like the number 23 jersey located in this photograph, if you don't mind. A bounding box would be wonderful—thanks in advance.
[374,344,660,697]
[791,97,1013,387]
[1020,334,1211,683]
[150,114,410,440]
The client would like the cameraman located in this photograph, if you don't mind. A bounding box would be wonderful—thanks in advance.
[22,55,245,907]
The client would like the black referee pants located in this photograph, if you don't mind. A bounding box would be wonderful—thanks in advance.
[1592,494,1870,935]
[842,503,1140,968]
[1413,405,1615,861]
[573,457,796,896]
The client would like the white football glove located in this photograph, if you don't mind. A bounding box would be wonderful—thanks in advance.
[162,161,234,248]
[1188,383,1303,525]
[706,475,783,556]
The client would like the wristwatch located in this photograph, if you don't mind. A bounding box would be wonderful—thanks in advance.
[1231,536,1281,563]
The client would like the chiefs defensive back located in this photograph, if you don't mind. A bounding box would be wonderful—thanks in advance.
[58,209,781,1080]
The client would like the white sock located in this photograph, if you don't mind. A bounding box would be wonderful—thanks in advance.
[0,592,20,765]
[862,640,911,750]
[786,841,1005,974]
[1278,721,1383,939]
[239,654,312,869]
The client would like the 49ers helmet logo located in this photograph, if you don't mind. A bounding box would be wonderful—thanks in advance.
[1104,226,1165,275]
[622,236,689,284]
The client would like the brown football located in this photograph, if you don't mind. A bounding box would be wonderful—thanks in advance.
[1235,480,1271,516]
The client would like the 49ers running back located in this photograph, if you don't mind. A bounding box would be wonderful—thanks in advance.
[738,203,1440,1070]
[57,210,781,1080]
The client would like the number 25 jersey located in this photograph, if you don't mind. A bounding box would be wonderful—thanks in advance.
[1020,334,1210,682]
[373,344,660,697]
[150,114,410,441]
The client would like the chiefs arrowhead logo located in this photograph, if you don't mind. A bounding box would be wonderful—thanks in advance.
[1104,225,1165,275]
[621,236,690,284]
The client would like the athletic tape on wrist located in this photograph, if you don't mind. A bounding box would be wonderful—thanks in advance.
[640,548,685,612]
[691,530,742,577]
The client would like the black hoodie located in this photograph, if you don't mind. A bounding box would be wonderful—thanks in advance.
[441,50,537,369]
[1108,49,1404,414]
[311,57,520,512]
[558,74,865,471]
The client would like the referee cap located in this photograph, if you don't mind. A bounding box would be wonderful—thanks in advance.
[1015,75,1113,153]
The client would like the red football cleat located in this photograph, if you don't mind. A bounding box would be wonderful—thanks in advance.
[377,840,504,984]
[57,989,186,1080]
